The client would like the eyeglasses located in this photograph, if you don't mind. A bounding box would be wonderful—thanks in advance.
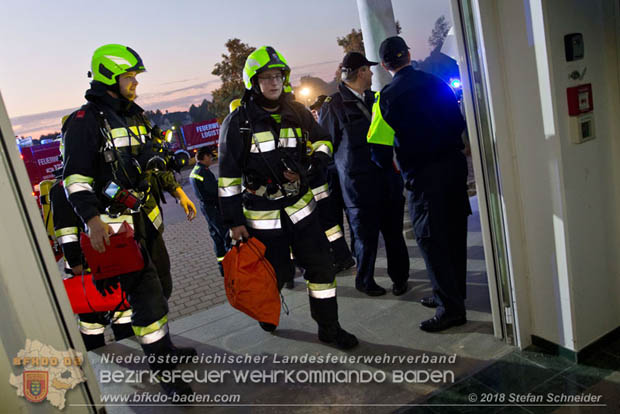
[257,74,285,83]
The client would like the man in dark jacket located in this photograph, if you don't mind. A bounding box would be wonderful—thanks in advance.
[62,44,197,396]
[320,52,410,297]
[368,37,471,332]
[190,146,231,275]
[218,46,358,349]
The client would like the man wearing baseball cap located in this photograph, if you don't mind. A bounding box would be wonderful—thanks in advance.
[368,36,471,332]
[320,51,410,297]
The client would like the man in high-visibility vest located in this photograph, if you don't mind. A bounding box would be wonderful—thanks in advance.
[368,37,471,332]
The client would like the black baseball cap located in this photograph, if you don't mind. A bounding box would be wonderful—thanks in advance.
[310,95,328,111]
[379,36,410,63]
[341,52,378,72]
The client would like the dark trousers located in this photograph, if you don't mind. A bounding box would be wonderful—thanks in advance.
[144,223,172,299]
[347,198,410,289]
[315,195,353,265]
[123,212,169,331]
[407,151,471,317]
[346,172,409,290]
[248,209,339,327]
[201,204,232,260]
[328,165,355,249]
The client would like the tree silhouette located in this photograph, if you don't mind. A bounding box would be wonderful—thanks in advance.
[335,22,402,80]
[210,38,255,121]
[428,16,451,51]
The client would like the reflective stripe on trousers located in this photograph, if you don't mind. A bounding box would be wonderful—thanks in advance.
[112,309,133,325]
[78,320,105,335]
[307,281,337,299]
[132,315,169,345]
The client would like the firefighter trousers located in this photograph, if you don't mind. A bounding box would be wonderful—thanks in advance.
[248,209,340,328]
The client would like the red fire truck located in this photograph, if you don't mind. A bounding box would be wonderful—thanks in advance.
[167,118,220,156]
[18,140,62,197]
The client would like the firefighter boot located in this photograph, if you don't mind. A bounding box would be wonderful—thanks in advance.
[142,333,193,399]
[309,296,358,350]
[80,333,105,351]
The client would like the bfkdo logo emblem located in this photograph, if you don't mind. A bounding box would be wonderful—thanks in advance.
[23,371,48,403]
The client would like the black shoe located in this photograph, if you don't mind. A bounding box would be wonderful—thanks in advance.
[158,375,193,401]
[356,284,387,296]
[284,280,295,289]
[170,344,198,358]
[419,314,467,332]
[334,257,356,273]
[392,282,409,296]
[318,324,359,350]
[259,321,277,332]
[420,296,439,308]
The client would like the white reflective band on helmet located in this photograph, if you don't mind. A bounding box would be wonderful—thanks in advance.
[79,321,105,335]
[135,323,169,345]
[112,309,133,325]
[65,182,94,195]
[311,183,330,201]
[57,234,79,245]
[285,190,316,224]
[218,177,242,197]
[244,208,282,230]
[250,131,277,153]
[325,224,344,242]
[307,281,337,299]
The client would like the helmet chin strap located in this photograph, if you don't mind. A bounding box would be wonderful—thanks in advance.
[251,82,283,109]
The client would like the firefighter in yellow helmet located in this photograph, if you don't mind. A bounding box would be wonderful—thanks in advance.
[217,46,358,349]
[62,44,197,397]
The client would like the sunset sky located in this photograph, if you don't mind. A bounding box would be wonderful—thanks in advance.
[0,0,453,139]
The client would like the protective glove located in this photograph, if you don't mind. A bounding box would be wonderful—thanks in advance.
[95,277,121,297]
[174,187,196,221]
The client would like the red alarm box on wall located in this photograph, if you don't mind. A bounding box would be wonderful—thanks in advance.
[566,84,593,116]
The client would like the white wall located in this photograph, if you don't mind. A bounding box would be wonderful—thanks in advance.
[541,0,620,349]
[476,0,619,351]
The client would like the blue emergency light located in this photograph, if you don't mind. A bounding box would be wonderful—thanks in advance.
[450,78,462,89]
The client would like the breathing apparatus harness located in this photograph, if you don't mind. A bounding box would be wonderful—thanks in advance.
[237,97,310,200]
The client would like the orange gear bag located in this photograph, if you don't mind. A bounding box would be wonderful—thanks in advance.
[223,237,280,326]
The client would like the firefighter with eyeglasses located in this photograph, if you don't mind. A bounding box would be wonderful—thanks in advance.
[217,46,358,349]
[62,44,197,397]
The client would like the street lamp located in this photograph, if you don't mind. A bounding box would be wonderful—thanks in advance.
[299,87,312,106]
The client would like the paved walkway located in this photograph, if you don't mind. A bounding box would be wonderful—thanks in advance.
[88,165,511,412]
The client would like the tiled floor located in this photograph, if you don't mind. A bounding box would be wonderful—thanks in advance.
[410,339,620,413]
